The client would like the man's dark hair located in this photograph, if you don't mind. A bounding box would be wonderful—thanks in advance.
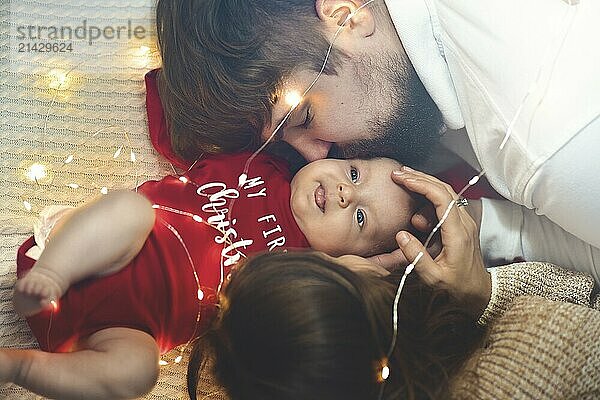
[156,0,346,160]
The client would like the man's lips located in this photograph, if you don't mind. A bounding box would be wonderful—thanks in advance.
[314,184,326,212]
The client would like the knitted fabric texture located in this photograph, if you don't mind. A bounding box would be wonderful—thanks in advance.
[478,262,597,326]
[452,296,600,399]
[0,1,225,398]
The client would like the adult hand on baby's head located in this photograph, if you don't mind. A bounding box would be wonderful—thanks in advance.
[365,202,442,272]
[390,167,492,317]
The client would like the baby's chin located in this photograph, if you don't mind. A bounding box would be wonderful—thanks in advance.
[309,240,375,259]
[307,240,347,258]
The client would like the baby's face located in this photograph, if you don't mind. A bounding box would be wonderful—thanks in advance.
[290,158,419,257]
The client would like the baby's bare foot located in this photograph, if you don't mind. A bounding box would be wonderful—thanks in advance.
[13,266,68,317]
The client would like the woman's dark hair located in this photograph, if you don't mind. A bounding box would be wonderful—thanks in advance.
[155,0,349,160]
[188,252,485,400]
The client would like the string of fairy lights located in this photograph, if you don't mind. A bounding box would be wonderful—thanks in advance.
[18,0,581,394]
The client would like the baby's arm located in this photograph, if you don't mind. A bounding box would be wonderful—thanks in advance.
[1,327,159,400]
[14,190,155,316]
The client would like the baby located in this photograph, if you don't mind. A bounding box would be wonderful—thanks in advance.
[1,151,422,399]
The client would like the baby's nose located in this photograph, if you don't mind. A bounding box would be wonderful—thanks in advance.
[337,183,354,208]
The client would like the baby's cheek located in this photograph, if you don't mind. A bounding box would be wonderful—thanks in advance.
[308,236,346,258]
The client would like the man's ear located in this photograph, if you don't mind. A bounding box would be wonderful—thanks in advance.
[315,0,375,37]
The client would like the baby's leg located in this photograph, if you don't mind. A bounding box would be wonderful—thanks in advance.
[14,190,155,316]
[0,327,159,400]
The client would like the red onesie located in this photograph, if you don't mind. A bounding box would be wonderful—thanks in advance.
[17,70,309,354]
[17,152,309,354]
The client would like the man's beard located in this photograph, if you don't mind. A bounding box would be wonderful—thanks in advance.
[332,56,444,168]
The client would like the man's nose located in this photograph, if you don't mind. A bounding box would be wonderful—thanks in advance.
[337,183,355,208]
[282,135,332,162]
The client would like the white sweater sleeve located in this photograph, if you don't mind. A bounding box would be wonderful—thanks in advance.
[479,198,600,283]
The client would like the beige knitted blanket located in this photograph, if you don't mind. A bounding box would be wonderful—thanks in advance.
[0,1,227,398]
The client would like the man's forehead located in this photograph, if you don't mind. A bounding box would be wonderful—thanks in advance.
[262,80,304,138]
[270,70,322,118]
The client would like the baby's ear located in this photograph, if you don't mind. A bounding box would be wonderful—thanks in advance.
[411,203,437,233]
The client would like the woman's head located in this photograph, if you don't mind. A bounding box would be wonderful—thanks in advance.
[188,252,484,400]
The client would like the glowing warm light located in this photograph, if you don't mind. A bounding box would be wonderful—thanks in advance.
[100,187,108,195]
[192,215,203,223]
[152,204,160,209]
[381,365,390,380]
[179,176,189,184]
[48,69,69,90]
[174,355,183,364]
[26,163,48,182]
[64,155,74,164]
[197,289,205,301]
[67,183,80,189]
[131,45,153,68]
[23,200,32,211]
[50,300,59,311]
[159,360,168,366]
[238,173,247,187]
[285,91,303,108]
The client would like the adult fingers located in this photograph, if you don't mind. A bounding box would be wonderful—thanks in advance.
[394,175,465,239]
[393,168,472,223]
[367,248,409,271]
[397,169,478,238]
[396,231,442,287]
[411,202,436,232]
[393,166,451,186]
[336,255,391,277]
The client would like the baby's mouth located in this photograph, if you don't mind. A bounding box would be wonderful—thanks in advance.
[314,184,326,213]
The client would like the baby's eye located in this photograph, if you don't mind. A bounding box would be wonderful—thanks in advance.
[356,209,365,228]
[350,167,359,183]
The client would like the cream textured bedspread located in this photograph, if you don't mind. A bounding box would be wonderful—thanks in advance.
[0,1,224,398]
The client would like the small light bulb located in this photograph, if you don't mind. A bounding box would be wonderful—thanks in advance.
[50,300,59,311]
[285,91,302,108]
[192,215,203,223]
[159,360,168,366]
[130,150,136,163]
[174,355,183,363]
[197,289,205,301]
[100,187,108,195]
[468,175,480,186]
[238,173,247,187]
[139,45,151,53]
[152,204,160,209]
[64,155,74,164]
[26,163,48,182]
[67,183,80,189]
[48,69,69,90]
[113,145,123,159]
[179,176,189,184]
[381,365,390,380]
[23,200,32,211]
